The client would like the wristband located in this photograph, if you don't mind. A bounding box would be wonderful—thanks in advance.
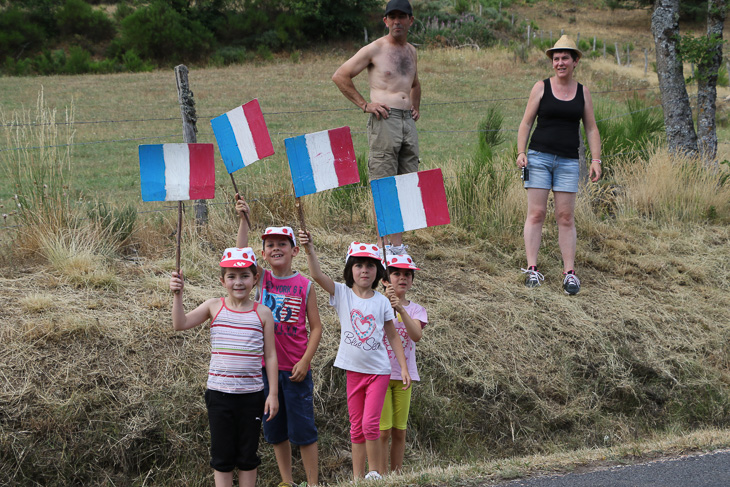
[591,159,602,165]
[518,151,526,156]
[363,102,368,113]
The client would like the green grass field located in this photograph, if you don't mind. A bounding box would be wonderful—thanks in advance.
[1,47,671,207]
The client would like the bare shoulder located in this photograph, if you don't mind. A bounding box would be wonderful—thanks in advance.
[203,297,224,317]
[257,303,274,320]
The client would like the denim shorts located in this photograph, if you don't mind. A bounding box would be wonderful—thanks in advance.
[524,149,580,193]
[262,369,318,446]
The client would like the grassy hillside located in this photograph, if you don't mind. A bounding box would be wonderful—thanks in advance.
[2,4,730,486]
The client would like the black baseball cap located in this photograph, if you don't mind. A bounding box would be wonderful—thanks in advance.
[385,0,413,16]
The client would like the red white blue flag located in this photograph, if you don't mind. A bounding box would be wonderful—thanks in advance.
[284,126,360,197]
[139,143,215,202]
[210,99,275,174]
[370,168,450,237]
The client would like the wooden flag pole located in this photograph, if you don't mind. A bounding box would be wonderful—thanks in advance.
[295,194,308,254]
[174,201,183,294]
[230,173,252,229]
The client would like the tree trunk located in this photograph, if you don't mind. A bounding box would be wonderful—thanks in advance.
[651,0,699,156]
[696,0,727,165]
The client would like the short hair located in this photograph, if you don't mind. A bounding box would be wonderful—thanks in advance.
[221,265,258,279]
[343,256,385,289]
[551,49,579,62]
[386,266,415,282]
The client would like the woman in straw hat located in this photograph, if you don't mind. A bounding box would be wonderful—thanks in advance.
[516,34,601,296]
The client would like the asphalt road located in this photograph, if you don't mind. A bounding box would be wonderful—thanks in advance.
[493,450,730,487]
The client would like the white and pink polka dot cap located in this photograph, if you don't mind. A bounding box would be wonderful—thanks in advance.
[219,247,257,268]
[261,226,296,246]
[345,241,382,264]
[386,254,420,270]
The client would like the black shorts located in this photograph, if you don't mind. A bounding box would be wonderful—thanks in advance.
[205,389,265,472]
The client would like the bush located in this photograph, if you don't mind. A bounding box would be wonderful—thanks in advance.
[56,0,116,42]
[120,0,216,63]
[0,7,49,60]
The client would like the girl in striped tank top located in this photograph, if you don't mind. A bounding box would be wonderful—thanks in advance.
[171,247,278,487]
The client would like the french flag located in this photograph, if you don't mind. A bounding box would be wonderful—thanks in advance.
[139,143,215,202]
[370,169,450,237]
[284,126,360,197]
[210,99,275,174]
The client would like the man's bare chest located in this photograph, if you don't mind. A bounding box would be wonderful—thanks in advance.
[374,48,415,80]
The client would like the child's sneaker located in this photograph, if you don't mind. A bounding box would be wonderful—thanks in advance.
[277,483,296,487]
[562,270,581,295]
[385,244,409,256]
[521,266,544,288]
[364,470,382,480]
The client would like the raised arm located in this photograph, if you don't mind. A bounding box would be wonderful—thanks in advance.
[235,195,250,248]
[170,272,217,331]
[385,283,422,342]
[582,86,602,182]
[516,80,544,169]
[290,285,323,382]
[297,229,336,296]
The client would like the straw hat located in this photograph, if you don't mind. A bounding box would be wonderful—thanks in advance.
[545,35,582,60]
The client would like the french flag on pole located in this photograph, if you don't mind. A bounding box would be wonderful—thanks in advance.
[139,143,216,202]
[370,168,450,237]
[210,99,275,173]
[284,126,360,197]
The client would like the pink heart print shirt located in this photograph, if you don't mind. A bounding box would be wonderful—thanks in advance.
[330,282,395,375]
[383,301,427,381]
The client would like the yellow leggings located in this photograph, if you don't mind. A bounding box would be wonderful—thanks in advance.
[379,379,412,431]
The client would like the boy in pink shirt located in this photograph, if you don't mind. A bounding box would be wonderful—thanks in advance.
[236,197,322,487]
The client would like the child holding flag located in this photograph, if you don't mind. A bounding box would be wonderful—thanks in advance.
[235,197,323,487]
[298,230,411,481]
[170,247,278,487]
[380,254,427,473]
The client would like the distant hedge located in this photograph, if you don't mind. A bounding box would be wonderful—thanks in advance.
[0,0,385,75]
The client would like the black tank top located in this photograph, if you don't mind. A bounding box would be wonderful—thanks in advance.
[528,79,585,159]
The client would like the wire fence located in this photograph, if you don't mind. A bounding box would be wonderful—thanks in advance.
[0,86,673,231]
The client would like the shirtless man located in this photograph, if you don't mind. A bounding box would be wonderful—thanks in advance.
[332,0,420,254]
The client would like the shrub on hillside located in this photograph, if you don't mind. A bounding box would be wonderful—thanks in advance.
[0,7,50,61]
[56,0,116,42]
[120,1,216,63]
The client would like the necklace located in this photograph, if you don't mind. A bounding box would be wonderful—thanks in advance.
[554,82,573,100]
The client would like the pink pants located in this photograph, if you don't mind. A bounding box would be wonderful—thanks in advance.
[346,371,389,443]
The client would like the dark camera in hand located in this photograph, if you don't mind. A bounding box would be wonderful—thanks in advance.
[521,166,529,182]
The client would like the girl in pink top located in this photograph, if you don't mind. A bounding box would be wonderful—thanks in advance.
[299,230,411,481]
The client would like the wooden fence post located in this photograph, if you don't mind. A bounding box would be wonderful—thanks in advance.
[615,42,621,66]
[364,27,368,44]
[576,32,580,43]
[593,36,596,52]
[626,44,631,66]
[174,65,208,226]
[527,22,531,47]
[644,48,648,75]
[603,43,606,58]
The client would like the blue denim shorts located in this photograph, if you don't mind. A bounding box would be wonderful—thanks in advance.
[524,149,580,193]
[262,369,318,446]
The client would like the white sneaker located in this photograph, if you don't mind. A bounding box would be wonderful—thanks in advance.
[384,244,409,256]
[364,471,382,480]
